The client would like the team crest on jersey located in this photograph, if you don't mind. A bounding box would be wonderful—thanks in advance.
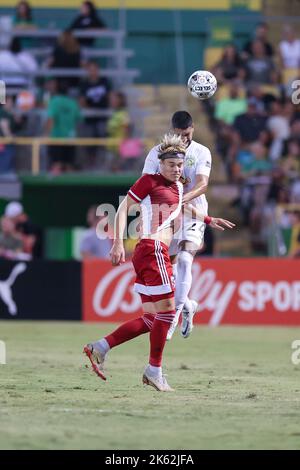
[185,156,196,168]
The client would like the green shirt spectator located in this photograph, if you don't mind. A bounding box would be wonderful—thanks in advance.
[215,97,247,125]
[47,94,81,138]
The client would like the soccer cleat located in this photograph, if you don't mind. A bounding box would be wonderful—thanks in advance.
[166,310,181,341]
[83,343,106,381]
[181,299,198,338]
[142,369,174,392]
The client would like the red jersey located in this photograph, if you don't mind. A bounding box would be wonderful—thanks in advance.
[128,173,183,236]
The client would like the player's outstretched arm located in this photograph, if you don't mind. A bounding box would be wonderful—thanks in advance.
[209,217,236,231]
[110,195,138,266]
[183,203,235,231]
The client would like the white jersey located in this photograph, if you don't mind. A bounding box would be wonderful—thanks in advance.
[143,140,212,215]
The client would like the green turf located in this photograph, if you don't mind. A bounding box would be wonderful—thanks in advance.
[1,321,300,450]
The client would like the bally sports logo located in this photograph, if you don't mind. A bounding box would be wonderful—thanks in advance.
[83,259,300,325]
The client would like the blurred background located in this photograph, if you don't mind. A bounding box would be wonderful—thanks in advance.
[0,0,299,323]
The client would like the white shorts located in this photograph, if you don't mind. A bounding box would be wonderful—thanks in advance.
[169,217,206,256]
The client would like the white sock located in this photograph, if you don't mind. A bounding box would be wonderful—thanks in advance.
[175,251,194,313]
[147,365,162,377]
[94,338,110,355]
[184,297,193,313]
[172,263,178,281]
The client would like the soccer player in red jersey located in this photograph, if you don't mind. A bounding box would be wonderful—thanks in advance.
[84,134,234,391]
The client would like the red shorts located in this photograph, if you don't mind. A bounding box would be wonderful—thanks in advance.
[132,239,175,299]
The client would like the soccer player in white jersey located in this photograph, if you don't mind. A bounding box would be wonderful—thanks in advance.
[143,111,212,339]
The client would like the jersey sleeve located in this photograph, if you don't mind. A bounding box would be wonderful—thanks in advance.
[195,146,212,178]
[128,174,154,203]
[142,146,159,174]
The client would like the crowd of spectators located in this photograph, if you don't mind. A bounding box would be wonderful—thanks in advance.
[210,22,300,255]
[0,1,141,175]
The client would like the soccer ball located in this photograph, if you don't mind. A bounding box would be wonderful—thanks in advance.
[187,70,217,100]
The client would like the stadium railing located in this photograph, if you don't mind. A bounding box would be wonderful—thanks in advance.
[0,136,154,174]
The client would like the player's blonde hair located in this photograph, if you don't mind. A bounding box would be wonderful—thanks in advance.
[158,133,186,160]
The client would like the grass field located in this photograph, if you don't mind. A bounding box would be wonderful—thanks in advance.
[1,321,300,450]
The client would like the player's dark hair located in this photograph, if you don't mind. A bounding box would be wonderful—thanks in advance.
[171,111,193,130]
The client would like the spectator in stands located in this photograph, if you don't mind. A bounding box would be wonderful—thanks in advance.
[107,91,130,171]
[80,61,111,131]
[0,97,24,174]
[225,97,268,179]
[291,179,300,203]
[267,99,290,161]
[214,81,247,126]
[234,142,272,181]
[243,39,277,86]
[234,142,272,231]
[281,115,300,156]
[47,30,83,88]
[267,167,289,205]
[247,84,275,114]
[13,1,35,28]
[233,97,267,144]
[0,37,38,87]
[4,201,42,258]
[69,1,106,47]
[280,139,300,180]
[80,60,112,168]
[80,205,112,259]
[279,25,300,69]
[213,81,247,170]
[0,216,23,259]
[45,80,81,173]
[242,22,274,59]
[212,44,243,84]
[37,77,58,109]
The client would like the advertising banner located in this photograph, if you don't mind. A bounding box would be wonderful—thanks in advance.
[0,259,81,320]
[83,259,300,325]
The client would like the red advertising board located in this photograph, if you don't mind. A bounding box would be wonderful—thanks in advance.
[83,259,300,325]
